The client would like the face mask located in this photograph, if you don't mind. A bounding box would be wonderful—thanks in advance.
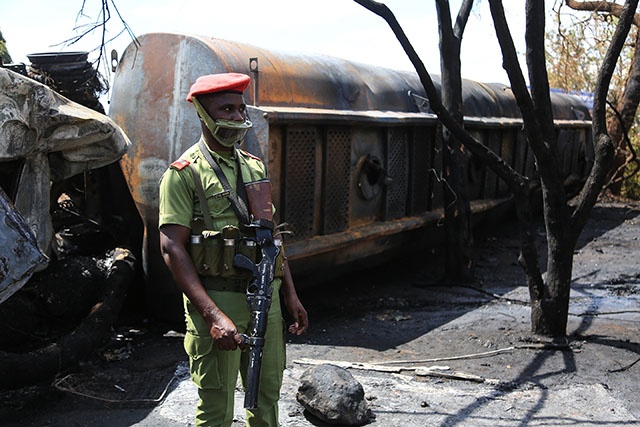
[209,118,253,147]
[192,97,253,147]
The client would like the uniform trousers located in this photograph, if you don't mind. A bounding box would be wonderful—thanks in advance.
[183,282,285,427]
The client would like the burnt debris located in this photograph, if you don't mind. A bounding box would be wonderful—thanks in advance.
[26,51,108,113]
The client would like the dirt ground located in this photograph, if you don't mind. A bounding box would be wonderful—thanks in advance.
[1,200,640,426]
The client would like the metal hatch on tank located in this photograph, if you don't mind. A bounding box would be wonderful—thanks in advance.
[108,33,593,321]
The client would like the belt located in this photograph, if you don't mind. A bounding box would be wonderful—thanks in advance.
[201,276,248,293]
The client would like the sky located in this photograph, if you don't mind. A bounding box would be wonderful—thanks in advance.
[2,0,531,104]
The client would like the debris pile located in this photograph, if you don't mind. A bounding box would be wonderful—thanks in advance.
[0,66,132,390]
[27,51,108,113]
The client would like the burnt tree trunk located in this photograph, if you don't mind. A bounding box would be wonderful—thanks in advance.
[437,0,474,281]
[529,216,575,336]
[524,1,573,337]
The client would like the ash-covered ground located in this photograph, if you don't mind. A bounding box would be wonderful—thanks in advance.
[2,200,640,427]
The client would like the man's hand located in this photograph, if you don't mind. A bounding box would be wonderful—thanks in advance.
[280,260,309,336]
[285,295,308,336]
[207,310,243,350]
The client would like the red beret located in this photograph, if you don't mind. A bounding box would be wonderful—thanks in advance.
[186,73,251,102]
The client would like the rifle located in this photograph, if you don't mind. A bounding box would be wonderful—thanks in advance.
[233,218,280,409]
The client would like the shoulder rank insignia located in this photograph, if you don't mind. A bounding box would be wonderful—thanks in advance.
[239,149,262,161]
[170,159,190,170]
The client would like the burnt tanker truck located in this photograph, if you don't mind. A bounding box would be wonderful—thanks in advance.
[108,33,593,322]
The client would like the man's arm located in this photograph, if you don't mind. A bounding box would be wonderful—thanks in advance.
[280,259,308,335]
[159,223,242,350]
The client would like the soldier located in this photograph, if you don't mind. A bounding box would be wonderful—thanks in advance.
[159,72,308,427]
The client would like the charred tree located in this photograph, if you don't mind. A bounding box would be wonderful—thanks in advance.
[436,0,475,282]
[355,0,637,337]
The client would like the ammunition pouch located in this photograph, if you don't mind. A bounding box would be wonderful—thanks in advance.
[190,219,285,279]
[189,228,223,277]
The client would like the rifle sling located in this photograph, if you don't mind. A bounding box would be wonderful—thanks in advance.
[197,140,251,225]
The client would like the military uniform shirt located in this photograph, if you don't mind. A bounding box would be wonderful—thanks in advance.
[159,138,268,232]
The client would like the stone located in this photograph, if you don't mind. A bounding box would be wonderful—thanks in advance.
[296,364,374,425]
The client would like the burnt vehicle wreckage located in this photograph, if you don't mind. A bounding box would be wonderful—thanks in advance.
[0,33,593,389]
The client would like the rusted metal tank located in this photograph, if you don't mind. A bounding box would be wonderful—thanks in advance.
[109,33,592,321]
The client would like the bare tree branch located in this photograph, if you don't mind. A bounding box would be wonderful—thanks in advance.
[352,0,526,192]
[524,0,571,267]
[526,1,559,158]
[454,0,475,39]
[436,0,462,119]
[55,0,139,68]
[488,0,560,180]
[566,0,640,26]
[355,0,543,289]
[605,99,640,188]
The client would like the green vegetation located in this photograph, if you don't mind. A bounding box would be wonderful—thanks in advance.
[546,10,640,200]
[0,29,13,64]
